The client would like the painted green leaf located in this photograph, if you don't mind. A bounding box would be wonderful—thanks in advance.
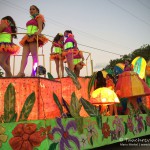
[47,72,55,80]
[10,113,17,122]
[53,93,63,115]
[4,83,16,123]
[144,120,147,132]
[65,67,81,90]
[62,98,72,117]
[19,92,35,121]
[80,97,99,117]
[124,122,128,135]
[69,92,82,117]
[48,142,58,150]
[90,136,93,146]
[75,117,83,134]
[88,72,97,99]
[96,115,102,129]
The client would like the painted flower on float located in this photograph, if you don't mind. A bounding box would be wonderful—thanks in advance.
[146,116,150,126]
[85,121,98,145]
[0,125,7,147]
[127,117,134,132]
[112,116,125,138]
[9,123,46,150]
[52,117,80,150]
[102,122,110,138]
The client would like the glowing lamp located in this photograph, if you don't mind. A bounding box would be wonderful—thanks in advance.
[90,87,120,105]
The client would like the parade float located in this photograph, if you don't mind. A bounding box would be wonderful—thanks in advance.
[0,66,150,150]
[0,31,150,149]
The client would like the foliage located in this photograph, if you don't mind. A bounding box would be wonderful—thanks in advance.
[87,72,97,99]
[47,72,55,80]
[1,83,36,123]
[65,67,81,90]
[53,93,63,115]
[104,44,150,70]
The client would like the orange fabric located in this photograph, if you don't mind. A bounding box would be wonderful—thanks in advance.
[0,43,20,55]
[35,14,45,22]
[50,53,65,60]
[106,79,115,90]
[116,71,150,98]
[19,34,48,47]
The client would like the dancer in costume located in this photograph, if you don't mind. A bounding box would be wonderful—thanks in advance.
[73,50,85,77]
[106,74,118,116]
[0,16,20,77]
[63,30,78,72]
[50,33,64,78]
[16,5,48,77]
[124,59,133,71]
[116,59,150,113]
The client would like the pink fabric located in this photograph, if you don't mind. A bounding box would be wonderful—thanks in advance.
[26,19,38,26]
[2,26,12,33]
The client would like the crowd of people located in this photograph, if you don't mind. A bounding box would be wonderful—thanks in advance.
[0,5,85,78]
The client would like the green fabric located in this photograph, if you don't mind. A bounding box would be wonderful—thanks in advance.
[73,58,81,65]
[0,33,11,43]
[64,42,74,49]
[54,47,62,54]
[27,25,38,35]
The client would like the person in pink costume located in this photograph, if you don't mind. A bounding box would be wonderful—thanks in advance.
[0,16,20,77]
[16,5,48,77]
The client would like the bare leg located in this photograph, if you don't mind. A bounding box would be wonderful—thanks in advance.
[109,105,113,115]
[60,60,64,77]
[54,59,60,78]
[129,97,139,111]
[17,44,30,76]
[66,53,74,72]
[5,55,11,77]
[30,42,38,77]
[74,63,83,77]
[0,52,12,77]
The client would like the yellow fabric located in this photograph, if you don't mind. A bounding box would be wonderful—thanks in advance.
[54,47,62,54]
[130,72,144,96]
[27,25,38,35]
[64,42,74,50]
[0,33,11,43]
[73,58,81,65]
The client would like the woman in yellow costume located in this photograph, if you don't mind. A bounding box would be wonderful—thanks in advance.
[0,16,20,77]
[50,33,64,78]
[16,5,48,77]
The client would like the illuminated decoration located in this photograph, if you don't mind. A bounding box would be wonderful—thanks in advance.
[0,78,62,120]
[90,87,120,105]
[145,60,150,88]
[132,56,146,79]
[114,63,125,75]
[116,71,150,98]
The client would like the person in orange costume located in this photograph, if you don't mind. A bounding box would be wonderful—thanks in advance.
[16,5,48,77]
[106,74,118,116]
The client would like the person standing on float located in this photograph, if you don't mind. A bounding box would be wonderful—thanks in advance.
[0,16,20,77]
[16,5,48,77]
[64,30,78,72]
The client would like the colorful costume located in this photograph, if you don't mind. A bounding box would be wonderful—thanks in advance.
[0,20,20,54]
[19,14,48,47]
[50,42,64,60]
[106,78,115,90]
[116,71,150,98]
[63,34,78,62]
[73,50,85,67]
